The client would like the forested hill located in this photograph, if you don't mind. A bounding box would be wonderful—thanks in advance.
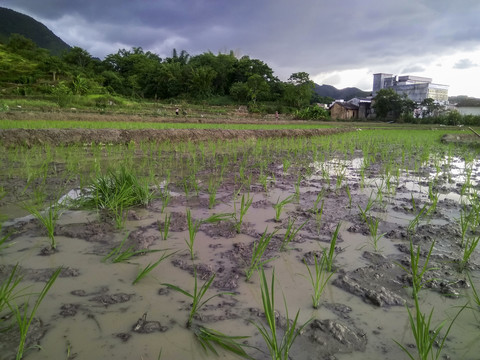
[0,7,70,55]
[449,95,480,107]
[314,84,370,101]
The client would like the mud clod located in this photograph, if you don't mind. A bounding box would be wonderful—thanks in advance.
[132,313,168,333]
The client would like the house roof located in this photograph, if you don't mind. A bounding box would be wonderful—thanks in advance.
[329,102,359,110]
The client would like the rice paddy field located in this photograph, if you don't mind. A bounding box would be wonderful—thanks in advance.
[1,115,480,360]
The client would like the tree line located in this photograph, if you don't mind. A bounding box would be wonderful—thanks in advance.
[1,34,332,116]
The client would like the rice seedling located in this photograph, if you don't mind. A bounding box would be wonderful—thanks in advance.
[163,268,234,328]
[245,227,278,281]
[467,272,480,309]
[192,325,251,358]
[280,218,307,252]
[202,212,235,224]
[273,195,295,222]
[357,191,375,223]
[0,223,14,252]
[159,213,171,241]
[185,209,201,260]
[325,222,341,272]
[102,233,165,263]
[207,177,219,209]
[345,184,352,209]
[457,207,472,248]
[458,235,480,272]
[233,193,253,233]
[282,158,291,175]
[132,250,177,285]
[9,267,61,360]
[258,172,269,193]
[407,204,429,236]
[253,267,311,360]
[394,296,466,360]
[398,240,436,299]
[335,166,346,192]
[22,200,64,250]
[312,189,325,214]
[0,264,25,321]
[160,188,171,214]
[366,216,386,252]
[304,250,335,309]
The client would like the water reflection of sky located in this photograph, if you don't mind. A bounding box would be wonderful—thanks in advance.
[309,155,479,205]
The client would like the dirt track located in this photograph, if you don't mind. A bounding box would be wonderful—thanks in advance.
[0,128,351,147]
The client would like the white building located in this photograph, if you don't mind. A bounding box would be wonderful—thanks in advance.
[373,73,449,104]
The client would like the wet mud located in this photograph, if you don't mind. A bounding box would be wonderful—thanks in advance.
[1,136,479,360]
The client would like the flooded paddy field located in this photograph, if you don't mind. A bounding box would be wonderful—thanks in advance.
[1,129,479,360]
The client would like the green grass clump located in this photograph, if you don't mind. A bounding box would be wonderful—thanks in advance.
[76,166,154,228]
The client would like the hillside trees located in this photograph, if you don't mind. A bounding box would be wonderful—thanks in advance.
[0,34,322,112]
[283,72,315,108]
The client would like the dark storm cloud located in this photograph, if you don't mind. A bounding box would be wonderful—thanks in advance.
[3,0,480,79]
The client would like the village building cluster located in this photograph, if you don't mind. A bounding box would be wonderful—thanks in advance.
[328,73,449,120]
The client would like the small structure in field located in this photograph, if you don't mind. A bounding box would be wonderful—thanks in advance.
[329,101,359,120]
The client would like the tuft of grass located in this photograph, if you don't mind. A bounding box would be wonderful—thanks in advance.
[75,166,154,228]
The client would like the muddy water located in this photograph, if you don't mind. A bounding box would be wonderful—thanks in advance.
[1,152,480,360]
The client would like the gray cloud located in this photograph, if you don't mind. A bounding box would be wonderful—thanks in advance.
[3,0,480,81]
[453,58,478,69]
[401,65,426,73]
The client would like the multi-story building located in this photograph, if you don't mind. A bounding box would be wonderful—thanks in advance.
[372,73,449,104]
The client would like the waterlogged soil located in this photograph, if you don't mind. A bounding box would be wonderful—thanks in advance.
[1,144,480,360]
[0,128,349,147]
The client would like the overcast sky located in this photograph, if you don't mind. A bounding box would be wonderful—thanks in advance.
[3,0,480,97]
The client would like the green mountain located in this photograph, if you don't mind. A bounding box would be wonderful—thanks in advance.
[0,7,70,55]
[314,84,370,100]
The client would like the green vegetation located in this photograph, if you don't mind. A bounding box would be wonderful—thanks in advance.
[0,33,327,116]
[163,268,234,329]
[192,325,251,358]
[245,227,278,281]
[9,268,61,360]
[75,166,154,228]
[304,250,335,309]
[253,268,311,360]
[22,200,63,250]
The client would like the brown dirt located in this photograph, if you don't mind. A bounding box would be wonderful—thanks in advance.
[0,128,351,147]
